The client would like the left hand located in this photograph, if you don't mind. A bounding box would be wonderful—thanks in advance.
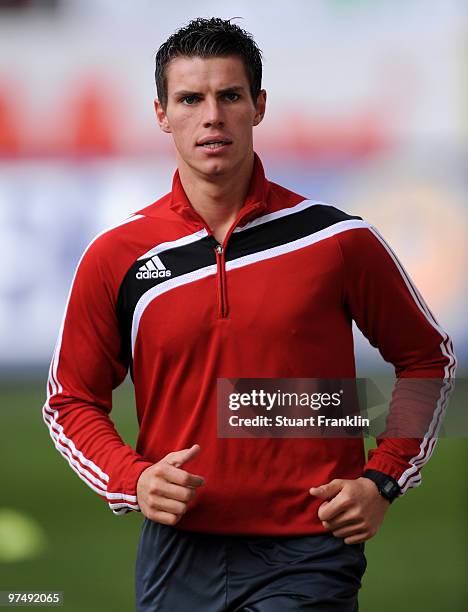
[309,477,391,544]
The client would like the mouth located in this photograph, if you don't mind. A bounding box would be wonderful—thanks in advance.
[196,139,232,150]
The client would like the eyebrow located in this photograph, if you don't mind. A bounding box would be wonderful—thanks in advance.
[173,86,246,97]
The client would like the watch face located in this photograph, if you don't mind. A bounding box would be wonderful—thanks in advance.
[363,470,400,500]
[382,481,396,495]
[380,479,399,501]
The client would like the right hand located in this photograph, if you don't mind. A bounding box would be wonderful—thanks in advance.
[136,444,205,525]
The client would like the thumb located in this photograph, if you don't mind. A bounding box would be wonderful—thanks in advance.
[309,479,343,500]
[165,444,201,468]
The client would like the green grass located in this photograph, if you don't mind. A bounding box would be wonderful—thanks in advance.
[0,380,466,611]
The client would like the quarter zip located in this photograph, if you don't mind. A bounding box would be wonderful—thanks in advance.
[213,202,262,319]
[214,243,227,317]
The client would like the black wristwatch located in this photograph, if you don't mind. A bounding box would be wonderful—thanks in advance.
[362,469,401,503]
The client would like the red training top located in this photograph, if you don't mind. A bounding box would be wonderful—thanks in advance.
[43,153,456,535]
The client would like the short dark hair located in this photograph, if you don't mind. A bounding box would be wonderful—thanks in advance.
[155,17,263,110]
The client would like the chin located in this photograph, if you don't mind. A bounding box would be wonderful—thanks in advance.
[199,158,230,177]
[182,150,238,178]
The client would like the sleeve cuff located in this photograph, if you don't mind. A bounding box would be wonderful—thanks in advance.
[110,457,154,515]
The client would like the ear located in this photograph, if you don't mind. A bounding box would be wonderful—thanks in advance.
[253,89,267,127]
[154,98,172,134]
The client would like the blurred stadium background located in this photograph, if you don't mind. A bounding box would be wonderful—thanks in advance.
[0,1,467,610]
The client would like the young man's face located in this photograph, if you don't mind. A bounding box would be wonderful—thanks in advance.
[155,55,266,178]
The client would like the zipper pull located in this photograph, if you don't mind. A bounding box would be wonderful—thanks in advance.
[215,244,223,255]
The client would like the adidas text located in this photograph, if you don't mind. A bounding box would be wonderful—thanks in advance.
[136,269,172,280]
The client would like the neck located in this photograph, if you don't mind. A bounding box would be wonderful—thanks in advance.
[177,152,255,244]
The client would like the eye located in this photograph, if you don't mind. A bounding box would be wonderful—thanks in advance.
[181,95,199,105]
[223,92,240,102]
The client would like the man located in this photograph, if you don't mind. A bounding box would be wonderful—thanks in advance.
[43,17,456,611]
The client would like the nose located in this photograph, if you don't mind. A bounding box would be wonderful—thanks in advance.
[202,97,224,127]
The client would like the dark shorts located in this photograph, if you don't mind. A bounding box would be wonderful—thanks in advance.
[135,519,367,612]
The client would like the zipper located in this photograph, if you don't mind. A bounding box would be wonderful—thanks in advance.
[211,202,262,319]
[214,243,227,317]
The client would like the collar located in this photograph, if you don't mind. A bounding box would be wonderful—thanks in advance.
[169,152,270,229]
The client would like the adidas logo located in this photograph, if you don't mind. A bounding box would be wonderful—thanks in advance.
[136,255,172,280]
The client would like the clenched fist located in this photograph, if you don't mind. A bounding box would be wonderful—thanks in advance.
[309,477,391,544]
[137,444,205,525]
